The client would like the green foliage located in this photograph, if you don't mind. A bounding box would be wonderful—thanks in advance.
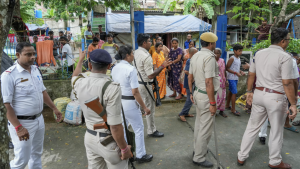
[114,0,140,10]
[81,27,87,39]
[272,3,300,17]
[201,3,214,19]
[9,28,15,34]
[56,60,72,80]
[250,38,300,54]
[163,0,220,19]
[20,0,44,25]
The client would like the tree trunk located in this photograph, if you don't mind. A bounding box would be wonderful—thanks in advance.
[272,0,300,30]
[0,0,14,168]
[269,0,273,24]
[12,0,29,42]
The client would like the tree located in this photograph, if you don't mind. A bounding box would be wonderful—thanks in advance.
[272,0,300,29]
[162,0,220,19]
[227,0,271,42]
[0,0,15,168]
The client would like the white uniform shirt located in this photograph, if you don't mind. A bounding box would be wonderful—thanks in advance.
[292,58,299,79]
[62,44,74,66]
[134,47,154,82]
[111,60,139,96]
[1,62,46,116]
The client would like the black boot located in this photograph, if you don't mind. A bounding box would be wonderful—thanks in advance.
[135,154,153,163]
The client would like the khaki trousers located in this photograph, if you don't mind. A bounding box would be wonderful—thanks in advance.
[85,131,128,169]
[193,91,216,162]
[238,89,288,166]
[139,84,156,134]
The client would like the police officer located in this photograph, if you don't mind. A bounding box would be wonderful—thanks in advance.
[72,49,132,169]
[111,45,153,163]
[189,32,219,168]
[134,34,172,137]
[237,28,297,169]
[1,42,62,169]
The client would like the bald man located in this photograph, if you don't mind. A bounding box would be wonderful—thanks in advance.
[178,47,198,122]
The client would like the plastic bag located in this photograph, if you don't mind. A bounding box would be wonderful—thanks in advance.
[53,97,71,122]
[64,100,82,125]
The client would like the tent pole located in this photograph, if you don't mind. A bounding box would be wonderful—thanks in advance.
[130,0,135,50]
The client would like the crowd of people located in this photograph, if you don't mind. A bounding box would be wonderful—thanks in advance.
[4,23,300,169]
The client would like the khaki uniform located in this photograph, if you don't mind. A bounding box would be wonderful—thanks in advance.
[72,72,128,169]
[134,47,156,134]
[238,45,295,166]
[189,48,220,163]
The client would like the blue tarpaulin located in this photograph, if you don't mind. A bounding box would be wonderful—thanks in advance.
[107,13,211,33]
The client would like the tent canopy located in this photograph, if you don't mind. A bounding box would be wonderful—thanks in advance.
[107,14,211,33]
[25,23,48,31]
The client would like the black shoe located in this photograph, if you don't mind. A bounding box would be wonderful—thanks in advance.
[148,130,164,137]
[259,137,266,145]
[193,160,213,168]
[9,141,14,149]
[135,154,153,163]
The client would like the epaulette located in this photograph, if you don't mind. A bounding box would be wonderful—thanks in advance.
[2,65,16,76]
[72,73,85,99]
[107,77,120,86]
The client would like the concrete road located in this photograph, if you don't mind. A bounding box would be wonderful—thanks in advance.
[10,102,300,169]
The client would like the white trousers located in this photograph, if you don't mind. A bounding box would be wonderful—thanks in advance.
[259,118,268,138]
[122,99,146,158]
[8,115,45,169]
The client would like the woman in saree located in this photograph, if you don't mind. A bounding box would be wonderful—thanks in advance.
[167,38,183,100]
[214,48,228,117]
[152,42,167,99]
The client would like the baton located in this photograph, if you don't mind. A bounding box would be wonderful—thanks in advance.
[213,115,221,169]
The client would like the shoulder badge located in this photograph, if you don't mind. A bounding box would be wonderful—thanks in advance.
[2,65,16,75]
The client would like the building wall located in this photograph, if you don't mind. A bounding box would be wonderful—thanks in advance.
[44,18,88,38]
[44,80,72,101]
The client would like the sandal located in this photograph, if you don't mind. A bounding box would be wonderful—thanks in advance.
[231,111,241,116]
[175,96,182,100]
[219,111,228,118]
[292,120,300,126]
[185,114,194,117]
[225,106,231,110]
[168,94,176,97]
[284,126,299,133]
[179,115,186,122]
[246,109,251,114]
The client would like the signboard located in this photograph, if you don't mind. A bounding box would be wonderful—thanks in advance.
[226,51,253,71]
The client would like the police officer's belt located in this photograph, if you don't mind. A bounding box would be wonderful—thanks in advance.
[86,128,110,137]
[195,86,217,95]
[138,81,154,85]
[121,95,135,100]
[17,113,42,120]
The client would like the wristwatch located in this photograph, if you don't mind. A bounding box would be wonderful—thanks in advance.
[246,90,253,93]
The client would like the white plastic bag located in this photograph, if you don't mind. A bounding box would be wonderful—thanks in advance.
[64,100,82,125]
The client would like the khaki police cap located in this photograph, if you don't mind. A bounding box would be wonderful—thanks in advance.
[200,32,218,42]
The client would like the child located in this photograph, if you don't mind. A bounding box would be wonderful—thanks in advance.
[225,44,245,116]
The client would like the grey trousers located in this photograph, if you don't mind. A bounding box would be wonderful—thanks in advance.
[193,91,216,163]
[238,89,288,166]
[138,84,156,134]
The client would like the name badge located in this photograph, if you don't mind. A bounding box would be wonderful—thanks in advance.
[21,79,28,82]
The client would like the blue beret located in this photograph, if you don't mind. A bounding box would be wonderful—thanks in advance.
[89,49,112,64]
